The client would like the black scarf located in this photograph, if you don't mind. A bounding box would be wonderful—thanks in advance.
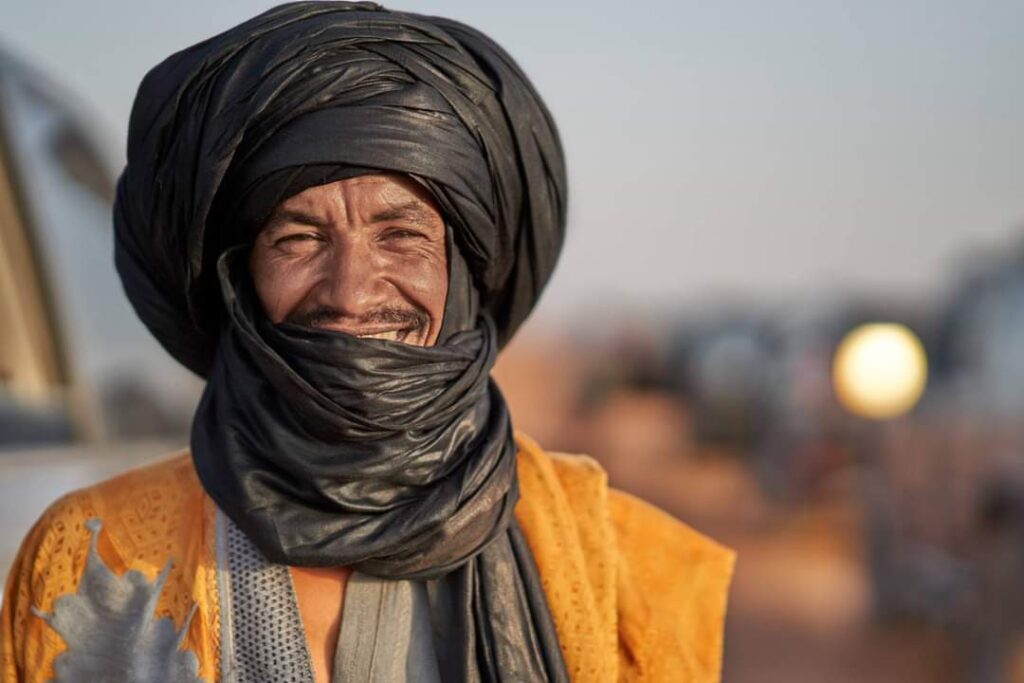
[193,249,567,680]
[196,247,514,576]
[113,3,568,680]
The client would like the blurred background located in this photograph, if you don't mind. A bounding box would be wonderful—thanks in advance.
[2,1,1023,680]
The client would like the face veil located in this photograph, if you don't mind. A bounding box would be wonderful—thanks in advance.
[112,2,569,681]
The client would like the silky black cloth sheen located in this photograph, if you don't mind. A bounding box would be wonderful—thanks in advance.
[113,0,566,377]
[195,249,515,576]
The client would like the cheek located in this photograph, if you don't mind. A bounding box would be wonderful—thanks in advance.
[386,253,449,319]
[250,250,320,323]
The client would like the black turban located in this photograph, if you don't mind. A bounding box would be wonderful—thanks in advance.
[114,0,566,377]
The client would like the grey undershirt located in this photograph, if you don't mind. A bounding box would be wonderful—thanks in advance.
[218,511,442,683]
[335,573,442,683]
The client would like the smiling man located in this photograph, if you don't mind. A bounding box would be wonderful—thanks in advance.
[250,175,448,347]
[1,3,733,682]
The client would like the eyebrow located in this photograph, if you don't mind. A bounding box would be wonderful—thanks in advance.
[369,201,435,225]
[264,209,332,231]
[262,200,437,232]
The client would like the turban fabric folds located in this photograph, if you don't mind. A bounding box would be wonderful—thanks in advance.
[113,2,570,681]
[114,0,566,377]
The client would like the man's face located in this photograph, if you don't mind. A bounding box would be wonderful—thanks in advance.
[249,174,448,346]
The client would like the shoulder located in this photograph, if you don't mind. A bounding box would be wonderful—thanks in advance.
[7,450,209,592]
[2,450,203,601]
[515,431,734,573]
[607,488,735,682]
[6,451,199,582]
[32,452,204,573]
[2,452,210,682]
[514,432,735,683]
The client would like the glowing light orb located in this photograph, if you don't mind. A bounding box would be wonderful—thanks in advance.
[832,323,928,420]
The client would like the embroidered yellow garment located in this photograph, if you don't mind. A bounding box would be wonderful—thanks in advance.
[1,434,734,682]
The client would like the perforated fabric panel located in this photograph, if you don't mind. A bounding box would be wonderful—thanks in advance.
[225,517,315,683]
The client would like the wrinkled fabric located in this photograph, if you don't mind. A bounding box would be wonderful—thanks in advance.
[112,2,569,681]
[195,248,515,577]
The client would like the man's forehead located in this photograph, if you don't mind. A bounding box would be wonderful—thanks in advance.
[265,174,443,225]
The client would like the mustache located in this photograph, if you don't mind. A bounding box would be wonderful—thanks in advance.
[284,305,430,333]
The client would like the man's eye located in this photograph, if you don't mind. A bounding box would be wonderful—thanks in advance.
[381,228,426,241]
[274,233,322,246]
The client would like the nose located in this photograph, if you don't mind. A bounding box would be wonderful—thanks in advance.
[319,239,389,317]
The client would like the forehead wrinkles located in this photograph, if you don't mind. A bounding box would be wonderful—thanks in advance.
[366,182,441,225]
[274,177,442,230]
[266,183,344,228]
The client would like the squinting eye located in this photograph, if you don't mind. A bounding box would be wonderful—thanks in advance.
[381,228,426,241]
[274,233,323,246]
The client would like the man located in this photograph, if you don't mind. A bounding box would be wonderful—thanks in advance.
[1,3,734,682]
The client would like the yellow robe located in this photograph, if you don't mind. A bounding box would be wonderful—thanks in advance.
[1,433,734,682]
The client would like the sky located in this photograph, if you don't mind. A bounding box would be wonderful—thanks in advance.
[3,0,1023,324]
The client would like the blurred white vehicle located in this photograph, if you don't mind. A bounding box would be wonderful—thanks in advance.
[0,47,201,591]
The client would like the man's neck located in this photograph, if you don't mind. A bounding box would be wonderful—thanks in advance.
[290,565,353,683]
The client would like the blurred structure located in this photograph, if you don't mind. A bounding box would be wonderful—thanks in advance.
[866,243,1024,681]
[0,46,200,590]
[0,47,201,444]
[493,257,1024,682]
